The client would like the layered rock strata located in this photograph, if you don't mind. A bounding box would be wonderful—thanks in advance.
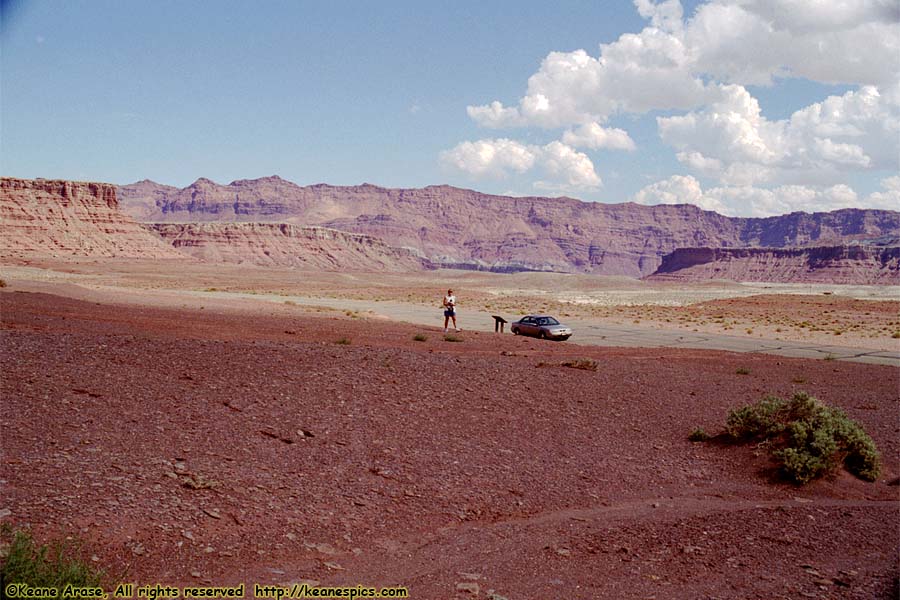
[649,246,900,284]
[119,176,900,276]
[148,222,427,271]
[1,178,183,259]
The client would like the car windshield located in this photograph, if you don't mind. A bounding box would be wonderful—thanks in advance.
[537,317,560,326]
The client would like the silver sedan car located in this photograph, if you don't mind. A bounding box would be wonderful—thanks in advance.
[510,315,573,340]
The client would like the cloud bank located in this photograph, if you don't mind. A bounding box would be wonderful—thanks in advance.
[441,0,900,215]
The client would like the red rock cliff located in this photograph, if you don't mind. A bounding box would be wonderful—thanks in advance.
[149,223,428,271]
[1,178,184,259]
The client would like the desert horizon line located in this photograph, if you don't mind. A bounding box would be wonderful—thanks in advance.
[5,174,899,220]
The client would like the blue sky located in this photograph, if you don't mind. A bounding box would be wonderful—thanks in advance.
[2,0,898,216]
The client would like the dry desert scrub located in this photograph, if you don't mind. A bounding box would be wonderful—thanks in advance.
[688,427,711,442]
[561,358,599,371]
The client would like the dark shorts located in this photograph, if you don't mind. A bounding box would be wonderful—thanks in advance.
[444,309,456,317]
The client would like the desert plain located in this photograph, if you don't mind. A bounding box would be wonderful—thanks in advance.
[5,0,900,595]
[1,256,898,599]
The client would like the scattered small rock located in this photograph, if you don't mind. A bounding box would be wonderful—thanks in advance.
[304,542,339,555]
[260,429,294,444]
[455,582,479,595]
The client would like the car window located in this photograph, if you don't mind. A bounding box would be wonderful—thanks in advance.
[545,317,560,325]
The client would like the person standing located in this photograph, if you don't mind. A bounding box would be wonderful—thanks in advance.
[443,288,460,332]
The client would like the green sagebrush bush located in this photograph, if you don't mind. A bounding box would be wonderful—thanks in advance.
[724,392,881,485]
[0,526,103,593]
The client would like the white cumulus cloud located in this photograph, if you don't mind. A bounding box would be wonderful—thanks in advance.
[658,84,899,185]
[466,0,900,131]
[467,27,710,130]
[686,0,900,86]
[443,0,900,212]
[632,175,899,217]
[440,138,601,192]
[561,122,636,151]
[631,174,726,212]
[438,138,537,178]
[634,0,684,32]
[466,101,526,129]
[866,175,900,209]
[734,0,899,33]
[535,141,603,190]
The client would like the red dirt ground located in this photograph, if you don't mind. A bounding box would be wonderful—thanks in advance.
[1,290,898,599]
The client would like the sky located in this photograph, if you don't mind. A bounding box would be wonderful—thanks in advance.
[2,0,898,217]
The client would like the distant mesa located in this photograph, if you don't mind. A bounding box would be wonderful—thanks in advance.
[3,175,899,283]
[117,175,900,280]
[649,245,900,285]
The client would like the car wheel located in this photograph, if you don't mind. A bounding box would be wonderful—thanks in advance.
[539,331,547,340]
[512,327,519,335]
